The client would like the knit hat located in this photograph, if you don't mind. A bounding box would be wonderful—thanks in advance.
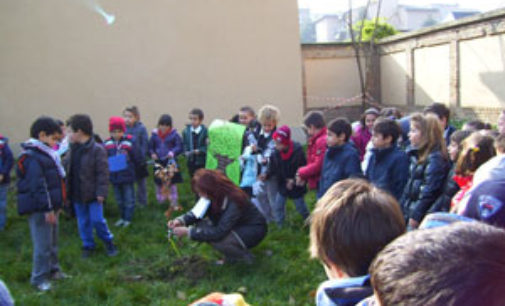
[463,179,505,229]
[109,116,126,132]
[273,125,291,145]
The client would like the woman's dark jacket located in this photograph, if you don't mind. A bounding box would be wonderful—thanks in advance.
[400,147,450,222]
[179,198,267,249]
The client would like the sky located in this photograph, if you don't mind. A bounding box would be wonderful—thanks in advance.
[298,0,505,14]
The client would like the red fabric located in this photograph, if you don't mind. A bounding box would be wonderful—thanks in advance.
[350,125,371,161]
[273,125,291,146]
[157,128,171,140]
[280,141,294,161]
[451,175,473,210]
[109,116,126,132]
[297,127,327,189]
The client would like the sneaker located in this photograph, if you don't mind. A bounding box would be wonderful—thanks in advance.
[51,271,71,280]
[81,247,94,258]
[35,281,51,292]
[122,221,131,228]
[106,242,118,257]
[114,219,125,227]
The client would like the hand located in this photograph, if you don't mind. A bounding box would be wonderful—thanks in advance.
[295,176,305,186]
[45,211,57,225]
[193,150,200,155]
[251,144,257,153]
[408,218,419,229]
[97,196,105,204]
[167,219,182,229]
[168,152,174,158]
[258,174,267,182]
[286,179,295,190]
[173,227,189,238]
[0,174,3,183]
[151,153,158,160]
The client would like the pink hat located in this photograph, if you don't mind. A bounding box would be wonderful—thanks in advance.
[273,125,291,145]
[109,116,126,132]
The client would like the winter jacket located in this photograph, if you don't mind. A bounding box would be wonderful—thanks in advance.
[126,121,149,159]
[269,142,307,199]
[182,124,208,167]
[64,139,109,204]
[316,275,373,306]
[365,144,410,200]
[400,147,450,223]
[0,135,14,185]
[444,125,457,147]
[17,143,64,214]
[149,129,183,160]
[351,125,371,161]
[297,127,327,190]
[104,135,138,185]
[428,166,459,213]
[179,198,267,248]
[318,142,362,198]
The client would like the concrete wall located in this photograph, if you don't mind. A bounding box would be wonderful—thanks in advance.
[302,9,505,122]
[0,0,303,151]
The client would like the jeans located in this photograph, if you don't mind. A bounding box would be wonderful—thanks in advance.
[274,194,309,226]
[136,177,147,206]
[74,202,114,249]
[28,212,60,285]
[0,184,7,230]
[113,183,135,221]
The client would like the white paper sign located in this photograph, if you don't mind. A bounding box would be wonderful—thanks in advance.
[191,197,211,219]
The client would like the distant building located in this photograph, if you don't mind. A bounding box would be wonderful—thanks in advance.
[314,15,342,43]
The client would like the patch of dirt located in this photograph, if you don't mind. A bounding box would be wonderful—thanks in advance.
[147,255,208,284]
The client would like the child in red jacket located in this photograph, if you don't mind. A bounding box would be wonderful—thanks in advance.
[296,111,327,190]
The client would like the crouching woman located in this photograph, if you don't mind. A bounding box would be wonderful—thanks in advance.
[168,169,267,264]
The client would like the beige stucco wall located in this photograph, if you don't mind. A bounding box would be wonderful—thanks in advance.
[460,34,505,108]
[304,57,363,108]
[380,51,407,105]
[0,0,303,151]
[414,44,450,106]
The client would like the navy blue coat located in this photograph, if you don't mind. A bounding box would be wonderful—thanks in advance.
[17,145,64,214]
[318,142,362,198]
[365,144,410,200]
[104,136,138,185]
[148,129,183,160]
[126,121,149,159]
[400,147,450,223]
[0,136,14,185]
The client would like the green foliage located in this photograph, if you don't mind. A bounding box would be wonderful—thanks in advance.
[353,18,398,42]
[0,159,325,305]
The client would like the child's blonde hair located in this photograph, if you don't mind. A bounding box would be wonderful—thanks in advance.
[455,133,495,176]
[258,105,280,125]
[410,113,448,164]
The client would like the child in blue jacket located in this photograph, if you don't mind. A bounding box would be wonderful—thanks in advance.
[365,118,410,200]
[16,117,66,291]
[149,114,183,208]
[318,118,362,198]
[0,133,14,231]
[105,117,139,227]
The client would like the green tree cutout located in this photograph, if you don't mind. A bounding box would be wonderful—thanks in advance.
[353,18,397,42]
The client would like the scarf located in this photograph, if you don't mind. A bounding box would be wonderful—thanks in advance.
[24,138,66,178]
[158,128,171,140]
[280,141,294,161]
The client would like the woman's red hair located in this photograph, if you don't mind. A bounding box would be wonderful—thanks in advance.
[192,169,250,213]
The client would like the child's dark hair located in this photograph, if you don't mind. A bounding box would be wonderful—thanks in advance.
[124,106,140,119]
[310,179,405,277]
[372,118,402,143]
[450,130,472,146]
[455,133,495,176]
[327,117,352,141]
[239,106,255,117]
[158,114,172,127]
[370,222,505,306]
[495,134,505,153]
[230,114,239,123]
[424,102,450,121]
[464,119,486,132]
[190,108,204,120]
[303,111,325,129]
[67,114,93,136]
[30,117,61,139]
[380,107,402,120]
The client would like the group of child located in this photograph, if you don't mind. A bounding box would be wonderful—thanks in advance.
[2,102,505,303]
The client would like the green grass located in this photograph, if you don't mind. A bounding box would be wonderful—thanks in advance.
[0,161,325,305]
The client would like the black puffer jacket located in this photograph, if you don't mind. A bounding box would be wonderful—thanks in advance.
[400,147,450,223]
[180,198,267,248]
[428,166,459,213]
[268,142,307,199]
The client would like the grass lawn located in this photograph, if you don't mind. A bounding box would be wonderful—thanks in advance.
[0,161,326,305]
